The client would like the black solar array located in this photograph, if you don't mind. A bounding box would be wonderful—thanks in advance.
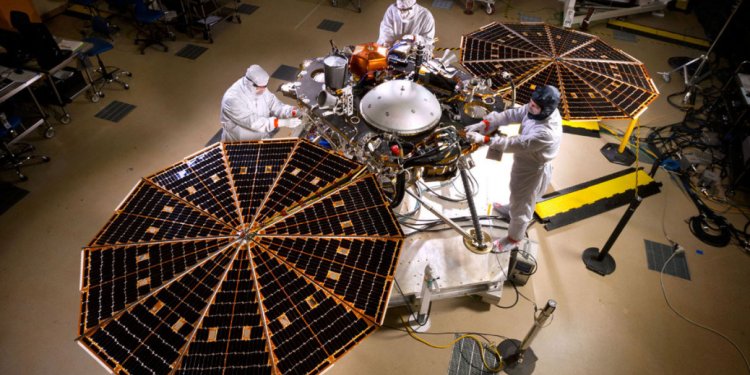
[79,139,404,374]
[176,246,272,374]
[90,181,232,246]
[254,141,362,226]
[224,140,297,225]
[256,237,401,323]
[148,144,241,227]
[80,246,238,374]
[250,245,376,374]
[261,175,403,237]
[460,22,659,120]
[79,238,231,335]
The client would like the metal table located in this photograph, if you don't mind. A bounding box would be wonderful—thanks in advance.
[0,66,55,141]
[24,39,97,125]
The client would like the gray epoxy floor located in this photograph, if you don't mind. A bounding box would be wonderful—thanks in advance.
[1,1,748,374]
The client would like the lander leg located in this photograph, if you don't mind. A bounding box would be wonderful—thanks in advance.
[407,264,437,332]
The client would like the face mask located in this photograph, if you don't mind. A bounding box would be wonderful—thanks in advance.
[245,77,266,96]
[396,0,415,21]
[398,8,414,21]
[528,85,560,120]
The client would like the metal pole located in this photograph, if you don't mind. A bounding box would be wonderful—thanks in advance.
[518,300,557,355]
[582,195,642,275]
[617,117,639,154]
[417,265,436,326]
[497,299,557,372]
[598,196,641,261]
[458,157,486,247]
[405,189,475,242]
[683,0,744,103]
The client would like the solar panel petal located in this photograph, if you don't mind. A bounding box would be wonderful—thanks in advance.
[148,144,243,227]
[89,180,233,246]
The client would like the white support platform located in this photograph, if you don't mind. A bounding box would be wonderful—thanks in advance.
[388,131,538,307]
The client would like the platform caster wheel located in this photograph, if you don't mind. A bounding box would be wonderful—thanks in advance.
[44,127,55,139]
[90,93,100,103]
[59,114,71,125]
[236,15,241,23]
[125,72,133,77]
[124,83,130,89]
[42,156,51,162]
[18,172,28,181]
[485,4,495,14]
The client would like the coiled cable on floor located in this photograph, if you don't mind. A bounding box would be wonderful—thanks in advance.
[399,316,504,373]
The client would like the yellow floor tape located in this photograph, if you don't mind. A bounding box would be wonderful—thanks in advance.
[562,119,599,131]
[536,169,653,218]
[607,19,710,50]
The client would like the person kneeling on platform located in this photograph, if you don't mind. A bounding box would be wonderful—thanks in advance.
[464,85,563,253]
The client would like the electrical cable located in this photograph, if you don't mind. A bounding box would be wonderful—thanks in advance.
[660,252,750,374]
[390,269,506,373]
[399,316,504,373]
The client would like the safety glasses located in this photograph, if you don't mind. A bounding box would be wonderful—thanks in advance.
[245,77,267,88]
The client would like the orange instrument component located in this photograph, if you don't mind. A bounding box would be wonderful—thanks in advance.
[349,43,388,78]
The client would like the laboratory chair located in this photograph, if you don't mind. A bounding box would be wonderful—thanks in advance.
[83,19,132,97]
[0,29,32,71]
[11,12,73,70]
[0,115,50,182]
[133,0,173,54]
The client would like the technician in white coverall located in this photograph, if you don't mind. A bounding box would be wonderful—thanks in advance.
[377,0,435,53]
[220,65,301,141]
[465,85,563,252]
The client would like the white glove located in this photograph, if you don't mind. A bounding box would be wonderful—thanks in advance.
[464,120,488,134]
[277,118,302,128]
[465,131,486,144]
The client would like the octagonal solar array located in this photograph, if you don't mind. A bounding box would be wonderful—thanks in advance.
[78,139,404,374]
[460,22,659,120]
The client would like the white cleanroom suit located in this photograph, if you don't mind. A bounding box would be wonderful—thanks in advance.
[465,85,563,248]
[377,0,436,52]
[220,65,300,141]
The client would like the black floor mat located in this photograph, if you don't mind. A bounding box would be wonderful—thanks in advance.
[0,182,29,215]
[237,3,258,14]
[176,44,208,60]
[317,19,343,32]
[95,101,136,123]
[645,239,691,280]
[270,65,299,82]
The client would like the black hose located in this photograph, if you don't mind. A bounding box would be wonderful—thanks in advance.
[459,165,484,245]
